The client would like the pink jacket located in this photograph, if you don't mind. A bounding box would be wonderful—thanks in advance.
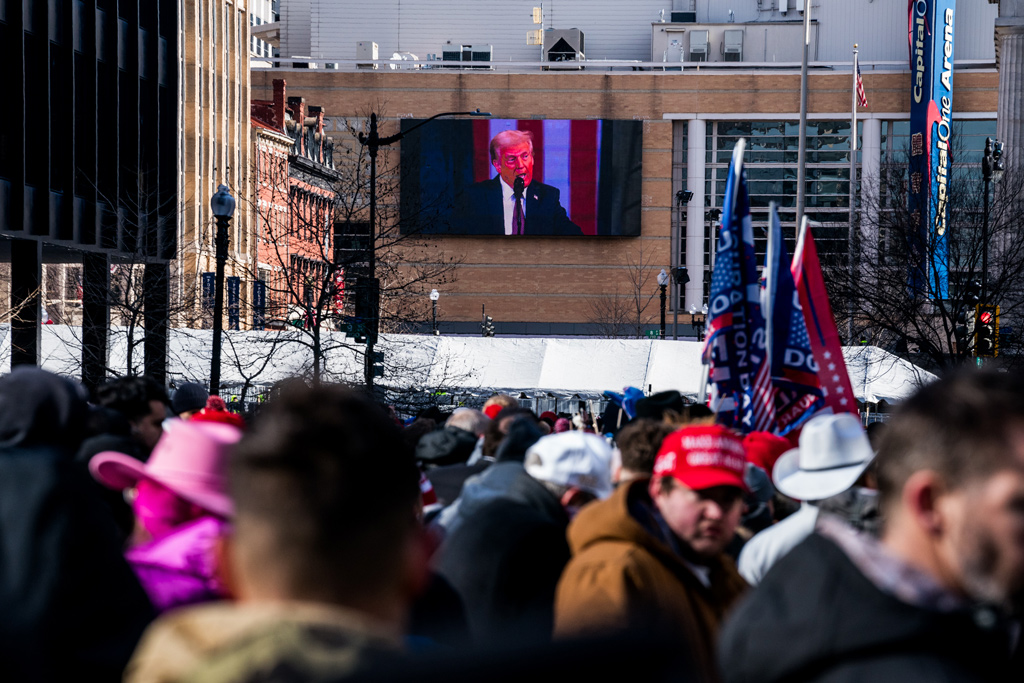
[125,516,229,613]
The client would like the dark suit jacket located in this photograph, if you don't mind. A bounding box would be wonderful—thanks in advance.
[451,177,583,236]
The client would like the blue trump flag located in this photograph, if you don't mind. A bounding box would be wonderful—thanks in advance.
[703,140,775,434]
[763,204,826,435]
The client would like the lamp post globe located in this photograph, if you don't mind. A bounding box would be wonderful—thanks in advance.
[657,269,669,338]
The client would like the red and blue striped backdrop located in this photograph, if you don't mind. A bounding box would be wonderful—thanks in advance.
[471,119,603,236]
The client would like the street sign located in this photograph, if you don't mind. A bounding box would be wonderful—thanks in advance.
[646,329,662,339]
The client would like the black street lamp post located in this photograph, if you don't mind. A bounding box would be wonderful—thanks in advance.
[430,288,439,335]
[657,268,669,338]
[358,109,490,390]
[981,137,1004,303]
[209,184,235,396]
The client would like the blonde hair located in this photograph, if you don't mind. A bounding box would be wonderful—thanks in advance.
[489,130,535,165]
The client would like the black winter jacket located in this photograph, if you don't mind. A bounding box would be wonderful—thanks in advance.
[719,533,1015,683]
[433,463,570,646]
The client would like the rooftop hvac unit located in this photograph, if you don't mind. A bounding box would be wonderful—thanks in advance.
[440,44,493,69]
[671,11,697,22]
[723,29,743,62]
[356,41,378,69]
[543,28,585,70]
[688,30,708,62]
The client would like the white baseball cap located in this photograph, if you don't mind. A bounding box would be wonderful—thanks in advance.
[525,432,614,500]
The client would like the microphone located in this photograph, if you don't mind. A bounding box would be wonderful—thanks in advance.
[513,176,525,198]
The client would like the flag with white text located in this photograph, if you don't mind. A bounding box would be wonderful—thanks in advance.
[703,141,776,434]
[764,205,826,434]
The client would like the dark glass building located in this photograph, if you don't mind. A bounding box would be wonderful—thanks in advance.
[0,0,177,386]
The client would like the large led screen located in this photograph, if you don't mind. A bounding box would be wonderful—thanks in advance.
[400,119,642,236]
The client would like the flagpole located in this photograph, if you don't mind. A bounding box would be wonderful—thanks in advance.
[764,202,778,374]
[849,45,858,233]
[848,44,859,344]
[796,0,812,228]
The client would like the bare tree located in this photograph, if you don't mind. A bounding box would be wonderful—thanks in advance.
[238,106,463,389]
[825,130,1024,370]
[586,245,661,338]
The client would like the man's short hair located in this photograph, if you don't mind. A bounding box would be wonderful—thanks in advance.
[876,368,1024,515]
[489,130,534,164]
[230,385,421,600]
[615,419,676,475]
[94,377,168,422]
[446,408,490,436]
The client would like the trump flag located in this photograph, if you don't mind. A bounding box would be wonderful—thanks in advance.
[791,218,858,415]
[763,204,825,434]
[703,140,776,434]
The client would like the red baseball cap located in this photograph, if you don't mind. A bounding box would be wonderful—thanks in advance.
[742,431,792,478]
[653,425,748,492]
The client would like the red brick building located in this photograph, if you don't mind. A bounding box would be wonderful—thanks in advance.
[251,80,339,328]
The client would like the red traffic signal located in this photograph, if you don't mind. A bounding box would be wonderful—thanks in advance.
[976,304,999,358]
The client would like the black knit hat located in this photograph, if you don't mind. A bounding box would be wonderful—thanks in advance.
[634,390,684,420]
[171,382,209,416]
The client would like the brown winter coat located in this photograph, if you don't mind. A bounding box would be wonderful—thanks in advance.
[554,478,747,680]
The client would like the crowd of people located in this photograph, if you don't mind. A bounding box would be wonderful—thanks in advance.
[1,365,1022,681]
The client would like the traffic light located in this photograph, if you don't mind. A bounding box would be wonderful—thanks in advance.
[954,309,970,355]
[963,279,982,305]
[353,277,380,345]
[481,315,495,337]
[976,304,999,357]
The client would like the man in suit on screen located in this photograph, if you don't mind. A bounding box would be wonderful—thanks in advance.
[451,130,583,236]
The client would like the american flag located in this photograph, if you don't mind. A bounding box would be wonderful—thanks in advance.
[703,141,776,434]
[763,204,825,435]
[856,63,868,108]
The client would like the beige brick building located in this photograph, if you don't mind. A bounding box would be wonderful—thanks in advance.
[252,66,997,336]
[178,0,253,324]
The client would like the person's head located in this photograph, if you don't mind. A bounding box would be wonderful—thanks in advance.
[482,393,519,420]
[402,417,437,450]
[663,403,715,427]
[171,382,210,420]
[650,425,748,561]
[0,367,91,456]
[89,421,242,543]
[482,407,537,458]
[95,377,169,454]
[865,420,887,451]
[614,418,676,483]
[876,369,1024,608]
[742,431,792,480]
[227,385,427,625]
[489,130,535,190]
[445,408,490,437]
[634,391,684,422]
[772,412,875,502]
[191,396,246,430]
[525,431,614,517]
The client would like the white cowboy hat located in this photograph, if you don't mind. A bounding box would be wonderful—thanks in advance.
[772,412,875,502]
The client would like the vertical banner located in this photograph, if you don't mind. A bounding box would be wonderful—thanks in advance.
[253,280,266,330]
[201,272,215,316]
[227,276,240,331]
[908,0,956,299]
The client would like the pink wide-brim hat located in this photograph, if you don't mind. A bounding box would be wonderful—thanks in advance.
[89,420,243,519]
